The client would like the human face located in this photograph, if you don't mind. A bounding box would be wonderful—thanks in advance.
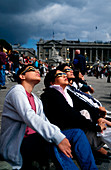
[78,72,84,80]
[63,66,75,79]
[20,66,37,75]
[54,70,68,89]
[21,66,41,85]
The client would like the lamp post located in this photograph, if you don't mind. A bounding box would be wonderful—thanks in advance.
[67,48,70,63]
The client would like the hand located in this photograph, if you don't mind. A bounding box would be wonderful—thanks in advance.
[98,118,107,132]
[90,87,94,93]
[99,107,107,117]
[58,138,73,158]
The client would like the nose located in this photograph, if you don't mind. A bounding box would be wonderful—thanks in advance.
[63,75,67,78]
[35,69,40,74]
[70,69,73,73]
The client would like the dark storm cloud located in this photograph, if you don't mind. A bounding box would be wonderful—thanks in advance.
[0,0,111,46]
[0,0,87,14]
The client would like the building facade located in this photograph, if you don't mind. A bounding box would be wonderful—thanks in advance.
[12,44,35,58]
[37,39,111,65]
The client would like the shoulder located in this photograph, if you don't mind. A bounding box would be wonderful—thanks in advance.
[6,84,25,97]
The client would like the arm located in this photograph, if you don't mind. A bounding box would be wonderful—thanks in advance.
[6,87,66,145]
[41,89,102,132]
[67,89,100,122]
[98,118,111,127]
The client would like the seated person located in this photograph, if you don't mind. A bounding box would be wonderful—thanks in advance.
[0,65,98,170]
[73,68,94,94]
[56,63,111,151]
[57,63,108,116]
[40,69,111,158]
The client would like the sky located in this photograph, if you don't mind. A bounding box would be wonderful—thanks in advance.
[0,0,111,51]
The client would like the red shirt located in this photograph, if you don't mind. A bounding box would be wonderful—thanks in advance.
[24,91,36,137]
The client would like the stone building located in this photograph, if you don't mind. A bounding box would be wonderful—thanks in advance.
[12,44,35,58]
[37,39,111,65]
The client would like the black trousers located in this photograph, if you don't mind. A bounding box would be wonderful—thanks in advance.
[20,133,53,170]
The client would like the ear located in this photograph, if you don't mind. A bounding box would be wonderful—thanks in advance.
[19,74,25,80]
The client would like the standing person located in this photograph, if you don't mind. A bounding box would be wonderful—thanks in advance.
[33,57,38,68]
[107,62,111,83]
[0,65,98,170]
[96,65,100,79]
[73,49,86,75]
[12,50,20,81]
[0,45,7,89]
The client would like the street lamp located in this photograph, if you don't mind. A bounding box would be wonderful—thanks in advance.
[67,48,70,63]
[67,48,69,59]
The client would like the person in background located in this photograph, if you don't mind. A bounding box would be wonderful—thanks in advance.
[33,57,38,68]
[0,45,7,89]
[12,50,20,81]
[73,68,94,94]
[107,62,111,83]
[73,49,86,75]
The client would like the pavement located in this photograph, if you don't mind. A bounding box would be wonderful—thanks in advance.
[0,75,111,169]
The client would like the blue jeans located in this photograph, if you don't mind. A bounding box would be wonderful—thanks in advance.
[0,65,6,86]
[53,129,98,170]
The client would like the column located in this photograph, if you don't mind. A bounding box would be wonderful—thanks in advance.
[89,49,92,63]
[65,48,67,59]
[107,49,109,61]
[49,49,52,59]
[96,49,98,60]
[43,49,45,60]
[72,49,75,61]
[101,49,103,62]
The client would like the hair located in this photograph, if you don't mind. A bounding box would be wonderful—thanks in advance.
[16,65,31,84]
[0,45,3,52]
[56,63,69,71]
[73,68,80,78]
[44,69,57,89]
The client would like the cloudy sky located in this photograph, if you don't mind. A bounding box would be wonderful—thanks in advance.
[0,0,111,50]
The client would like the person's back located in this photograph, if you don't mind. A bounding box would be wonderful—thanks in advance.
[73,50,86,75]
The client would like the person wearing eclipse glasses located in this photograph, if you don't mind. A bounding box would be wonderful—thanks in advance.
[0,65,98,170]
[55,63,111,158]
[41,68,111,160]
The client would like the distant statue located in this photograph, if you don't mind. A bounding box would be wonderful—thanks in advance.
[48,44,64,66]
[52,44,59,57]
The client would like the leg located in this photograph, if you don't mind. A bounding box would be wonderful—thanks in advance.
[0,65,6,86]
[20,133,51,170]
[62,129,98,170]
[85,130,104,151]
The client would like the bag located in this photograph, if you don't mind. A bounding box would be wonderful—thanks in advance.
[73,58,79,65]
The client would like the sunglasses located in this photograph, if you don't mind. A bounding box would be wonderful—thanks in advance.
[63,68,73,72]
[55,72,67,78]
[20,66,39,75]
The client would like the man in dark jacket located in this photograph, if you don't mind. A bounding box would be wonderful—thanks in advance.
[73,50,86,75]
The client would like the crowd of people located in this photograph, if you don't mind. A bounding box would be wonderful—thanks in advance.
[87,62,111,82]
[0,48,111,169]
[0,46,49,90]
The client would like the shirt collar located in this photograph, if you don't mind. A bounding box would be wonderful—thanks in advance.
[50,84,67,92]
